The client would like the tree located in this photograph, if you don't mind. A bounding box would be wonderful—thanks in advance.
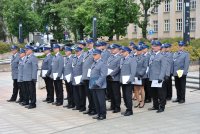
[137,0,165,39]
[0,0,6,41]
[2,0,43,43]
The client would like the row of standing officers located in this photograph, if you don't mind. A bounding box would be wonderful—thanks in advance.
[8,39,190,120]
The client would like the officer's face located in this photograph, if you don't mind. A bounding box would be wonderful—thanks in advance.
[137,50,143,55]
[25,49,33,55]
[111,48,119,54]
[20,53,25,58]
[96,46,102,50]
[121,51,128,57]
[53,48,59,53]
[11,49,18,55]
[44,50,50,55]
[178,46,184,51]
[87,43,93,49]
[152,45,161,52]
[166,47,171,52]
[93,54,101,60]
[143,48,148,53]
[65,51,71,56]
[161,48,166,52]
[75,51,81,56]
[78,44,85,49]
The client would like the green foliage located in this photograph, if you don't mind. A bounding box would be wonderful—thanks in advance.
[0,42,10,54]
[2,0,43,41]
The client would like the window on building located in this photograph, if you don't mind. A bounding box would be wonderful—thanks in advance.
[176,0,183,11]
[190,18,196,31]
[164,0,170,12]
[133,24,137,33]
[190,0,196,10]
[176,19,182,31]
[152,6,158,13]
[153,20,158,32]
[164,20,170,32]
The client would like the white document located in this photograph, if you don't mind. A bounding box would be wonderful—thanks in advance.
[53,73,58,80]
[122,75,130,84]
[42,70,48,77]
[87,69,91,77]
[65,74,71,83]
[107,68,113,75]
[74,75,82,85]
[134,77,142,85]
[53,73,63,80]
[151,80,163,88]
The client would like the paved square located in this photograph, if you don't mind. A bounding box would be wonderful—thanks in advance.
[0,72,200,134]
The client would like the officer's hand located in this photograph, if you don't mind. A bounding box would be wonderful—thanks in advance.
[126,81,132,84]
[107,75,113,81]
[56,77,60,80]
[158,79,162,83]
[164,76,169,80]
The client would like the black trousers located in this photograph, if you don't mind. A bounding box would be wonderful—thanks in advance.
[144,78,151,101]
[110,81,121,110]
[24,81,36,106]
[92,89,106,117]
[65,81,74,106]
[18,82,25,102]
[73,85,86,109]
[53,80,63,104]
[175,76,186,101]
[106,80,112,100]
[151,84,166,110]
[122,84,133,112]
[84,80,95,111]
[44,77,54,101]
[165,76,172,99]
[10,79,19,100]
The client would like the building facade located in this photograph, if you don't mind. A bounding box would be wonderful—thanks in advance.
[126,0,200,39]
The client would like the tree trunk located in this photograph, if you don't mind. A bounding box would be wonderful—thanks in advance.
[116,34,120,41]
[142,10,148,39]
[79,25,84,40]
[108,36,113,41]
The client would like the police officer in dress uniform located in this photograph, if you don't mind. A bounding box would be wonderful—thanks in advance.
[128,42,137,57]
[23,45,38,109]
[41,47,54,103]
[63,47,75,109]
[172,41,190,104]
[148,41,167,113]
[142,45,152,103]
[89,49,108,120]
[51,44,64,106]
[7,45,20,102]
[107,44,122,113]
[17,48,26,104]
[72,47,86,112]
[82,39,97,115]
[120,46,137,116]
[161,43,173,101]
[134,45,148,108]
[99,42,111,63]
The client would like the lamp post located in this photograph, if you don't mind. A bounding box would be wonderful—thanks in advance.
[18,21,23,43]
[92,17,97,41]
[183,0,190,45]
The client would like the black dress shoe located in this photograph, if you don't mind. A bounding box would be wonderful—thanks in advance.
[16,100,23,103]
[178,100,185,104]
[72,107,79,110]
[124,111,133,116]
[83,110,91,114]
[88,111,97,116]
[63,104,69,108]
[172,99,179,103]
[79,108,86,112]
[47,101,54,103]
[92,115,99,119]
[7,99,15,102]
[21,102,29,106]
[42,100,48,102]
[52,102,58,105]
[107,108,114,111]
[25,105,36,109]
[145,99,151,103]
[56,103,63,106]
[148,107,158,111]
[67,105,75,109]
[113,109,121,113]
[156,109,164,113]
[97,116,106,120]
